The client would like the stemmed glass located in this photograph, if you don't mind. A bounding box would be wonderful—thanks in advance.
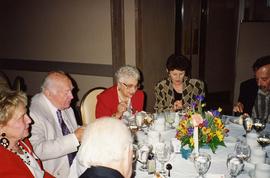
[138,143,152,171]
[226,153,244,178]
[135,112,144,131]
[165,111,176,129]
[242,116,253,136]
[155,142,172,175]
[253,119,266,133]
[234,140,251,161]
[192,152,211,178]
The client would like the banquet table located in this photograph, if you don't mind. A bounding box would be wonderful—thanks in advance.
[133,117,256,178]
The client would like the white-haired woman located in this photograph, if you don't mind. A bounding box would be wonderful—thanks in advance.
[77,118,133,178]
[96,65,144,119]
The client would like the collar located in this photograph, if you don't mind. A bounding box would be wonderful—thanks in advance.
[82,166,124,178]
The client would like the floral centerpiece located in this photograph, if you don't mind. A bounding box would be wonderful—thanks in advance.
[176,95,228,153]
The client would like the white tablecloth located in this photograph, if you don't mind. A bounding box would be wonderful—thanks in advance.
[134,122,252,178]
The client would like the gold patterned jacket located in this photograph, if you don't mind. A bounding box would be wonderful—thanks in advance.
[154,77,205,112]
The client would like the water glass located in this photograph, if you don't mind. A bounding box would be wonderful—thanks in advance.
[192,152,211,178]
[234,141,251,161]
[155,142,172,175]
[226,153,244,178]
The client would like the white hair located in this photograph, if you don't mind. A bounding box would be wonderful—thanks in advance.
[115,65,140,83]
[41,71,68,93]
[77,117,133,167]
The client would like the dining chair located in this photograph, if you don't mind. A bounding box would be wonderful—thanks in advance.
[0,71,11,91]
[80,87,105,125]
[13,76,26,91]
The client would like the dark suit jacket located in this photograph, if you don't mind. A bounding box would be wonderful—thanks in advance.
[96,85,144,119]
[238,78,258,115]
[79,166,124,178]
[0,138,54,178]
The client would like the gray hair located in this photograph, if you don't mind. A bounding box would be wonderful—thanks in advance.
[115,65,140,83]
[41,71,68,93]
[77,117,133,167]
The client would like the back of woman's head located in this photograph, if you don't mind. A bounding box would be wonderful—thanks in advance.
[166,54,191,75]
[0,90,27,125]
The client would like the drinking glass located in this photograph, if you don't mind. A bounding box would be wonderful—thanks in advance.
[128,119,138,134]
[242,116,253,136]
[138,143,152,171]
[253,119,266,133]
[135,112,144,131]
[257,133,270,148]
[192,152,211,178]
[155,142,172,175]
[234,141,251,161]
[165,111,176,129]
[226,153,244,178]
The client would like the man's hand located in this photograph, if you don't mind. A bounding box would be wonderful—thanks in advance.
[233,102,244,113]
[74,126,86,142]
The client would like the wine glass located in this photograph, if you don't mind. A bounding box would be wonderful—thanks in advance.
[138,143,152,171]
[253,119,266,133]
[226,153,244,178]
[135,112,144,131]
[155,142,172,175]
[234,141,251,161]
[128,119,138,134]
[192,152,211,178]
[165,111,176,129]
[257,133,270,148]
[242,116,253,136]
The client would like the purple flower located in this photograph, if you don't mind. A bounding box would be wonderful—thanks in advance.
[188,127,194,136]
[196,95,205,101]
[203,119,208,127]
[211,109,220,117]
[192,102,197,109]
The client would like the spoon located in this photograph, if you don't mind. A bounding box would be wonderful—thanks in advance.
[166,163,172,177]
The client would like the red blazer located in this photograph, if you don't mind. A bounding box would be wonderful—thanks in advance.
[96,85,144,119]
[0,138,54,178]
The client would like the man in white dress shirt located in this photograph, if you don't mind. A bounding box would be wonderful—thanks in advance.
[29,71,85,178]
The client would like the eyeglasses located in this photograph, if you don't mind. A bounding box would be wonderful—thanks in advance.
[120,82,140,90]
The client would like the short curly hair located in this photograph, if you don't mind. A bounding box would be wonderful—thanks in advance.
[166,54,191,75]
[0,90,27,125]
[115,65,140,83]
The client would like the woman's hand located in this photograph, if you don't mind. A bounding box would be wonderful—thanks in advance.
[173,100,183,111]
[114,101,128,119]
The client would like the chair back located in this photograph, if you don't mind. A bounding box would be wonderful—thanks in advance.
[80,87,105,125]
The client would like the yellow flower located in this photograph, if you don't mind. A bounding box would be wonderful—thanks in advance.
[202,127,211,134]
[216,130,224,141]
[189,137,194,146]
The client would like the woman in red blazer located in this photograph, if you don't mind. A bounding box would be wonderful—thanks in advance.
[0,90,54,178]
[96,65,144,119]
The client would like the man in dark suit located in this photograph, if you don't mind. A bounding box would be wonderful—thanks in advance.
[234,56,270,123]
[234,78,258,115]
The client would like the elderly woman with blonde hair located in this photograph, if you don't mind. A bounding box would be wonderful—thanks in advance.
[0,90,54,178]
[76,117,133,178]
[96,65,144,119]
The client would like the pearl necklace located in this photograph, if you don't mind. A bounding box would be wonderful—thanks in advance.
[8,143,31,165]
